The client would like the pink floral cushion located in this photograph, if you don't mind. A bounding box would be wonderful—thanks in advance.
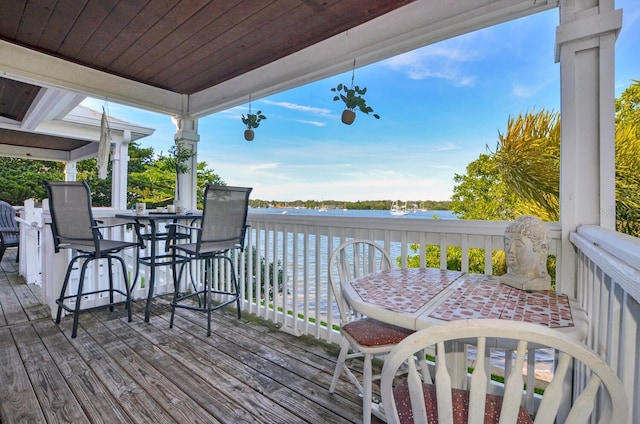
[393,380,534,424]
[342,318,414,347]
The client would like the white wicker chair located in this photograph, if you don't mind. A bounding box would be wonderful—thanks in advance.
[328,239,415,424]
[381,319,628,424]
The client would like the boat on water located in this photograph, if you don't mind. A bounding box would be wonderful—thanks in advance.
[390,202,409,216]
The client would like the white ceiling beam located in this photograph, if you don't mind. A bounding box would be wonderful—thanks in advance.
[0,143,73,162]
[20,88,84,131]
[0,40,184,116]
[68,142,100,162]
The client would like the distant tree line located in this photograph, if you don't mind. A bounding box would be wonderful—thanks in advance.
[0,142,224,209]
[249,199,452,211]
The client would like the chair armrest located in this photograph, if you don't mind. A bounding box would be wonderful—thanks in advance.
[165,223,199,246]
[165,223,201,232]
[92,222,144,247]
[91,222,133,230]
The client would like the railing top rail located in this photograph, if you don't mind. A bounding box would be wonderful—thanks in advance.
[571,226,640,303]
[247,212,561,237]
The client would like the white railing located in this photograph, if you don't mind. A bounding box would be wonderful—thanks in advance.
[570,225,639,423]
[23,208,561,333]
[241,213,562,345]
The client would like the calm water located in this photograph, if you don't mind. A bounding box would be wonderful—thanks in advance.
[249,207,457,219]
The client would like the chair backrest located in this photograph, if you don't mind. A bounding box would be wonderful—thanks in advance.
[328,239,392,324]
[380,319,628,424]
[198,185,252,252]
[44,181,97,252]
[0,200,19,245]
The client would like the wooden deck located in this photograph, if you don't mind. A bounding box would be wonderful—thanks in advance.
[0,249,383,423]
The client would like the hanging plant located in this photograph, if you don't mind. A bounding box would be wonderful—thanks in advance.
[241,99,266,141]
[331,59,380,125]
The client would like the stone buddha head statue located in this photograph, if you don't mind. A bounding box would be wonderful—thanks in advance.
[501,215,551,291]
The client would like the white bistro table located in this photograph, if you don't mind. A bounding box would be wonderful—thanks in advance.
[343,268,589,413]
[343,268,588,339]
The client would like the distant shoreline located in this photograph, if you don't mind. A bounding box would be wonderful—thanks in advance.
[249,207,457,219]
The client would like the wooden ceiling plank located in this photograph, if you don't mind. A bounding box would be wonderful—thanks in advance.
[16,0,57,46]
[93,0,176,69]
[147,0,287,91]
[36,0,88,52]
[57,0,119,57]
[126,0,252,81]
[0,1,26,39]
[0,128,89,152]
[166,1,362,93]
[108,0,207,73]
[77,0,149,63]
[155,0,306,93]
[0,79,40,122]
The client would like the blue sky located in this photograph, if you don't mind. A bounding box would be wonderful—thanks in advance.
[82,1,639,202]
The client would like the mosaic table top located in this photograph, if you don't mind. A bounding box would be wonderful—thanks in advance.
[350,268,464,314]
[347,268,577,329]
[428,274,575,328]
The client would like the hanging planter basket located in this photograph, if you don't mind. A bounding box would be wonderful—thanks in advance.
[331,59,379,126]
[241,97,266,141]
[341,110,356,125]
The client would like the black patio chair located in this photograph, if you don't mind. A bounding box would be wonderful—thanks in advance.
[44,181,141,338]
[0,200,19,263]
[168,185,252,336]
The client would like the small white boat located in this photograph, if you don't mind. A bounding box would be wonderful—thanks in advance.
[390,202,409,216]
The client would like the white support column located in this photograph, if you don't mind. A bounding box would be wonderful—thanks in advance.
[172,115,200,210]
[556,0,621,296]
[111,130,131,210]
[64,161,77,182]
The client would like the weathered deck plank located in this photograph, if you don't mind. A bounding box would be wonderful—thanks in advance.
[31,321,134,423]
[10,324,91,423]
[0,328,47,423]
[0,252,383,424]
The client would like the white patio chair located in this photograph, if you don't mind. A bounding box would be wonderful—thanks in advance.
[328,239,415,424]
[380,319,628,424]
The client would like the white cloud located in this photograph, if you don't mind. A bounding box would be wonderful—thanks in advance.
[249,163,279,171]
[384,44,478,86]
[512,84,536,97]
[294,120,327,127]
[261,99,331,116]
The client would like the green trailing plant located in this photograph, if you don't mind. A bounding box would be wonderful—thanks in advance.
[331,83,380,119]
[241,110,267,130]
[241,100,266,140]
[331,59,380,124]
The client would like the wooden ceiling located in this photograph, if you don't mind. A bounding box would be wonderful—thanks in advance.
[0,127,91,154]
[0,78,41,122]
[0,1,414,95]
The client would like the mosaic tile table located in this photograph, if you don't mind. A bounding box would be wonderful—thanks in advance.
[345,268,588,342]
